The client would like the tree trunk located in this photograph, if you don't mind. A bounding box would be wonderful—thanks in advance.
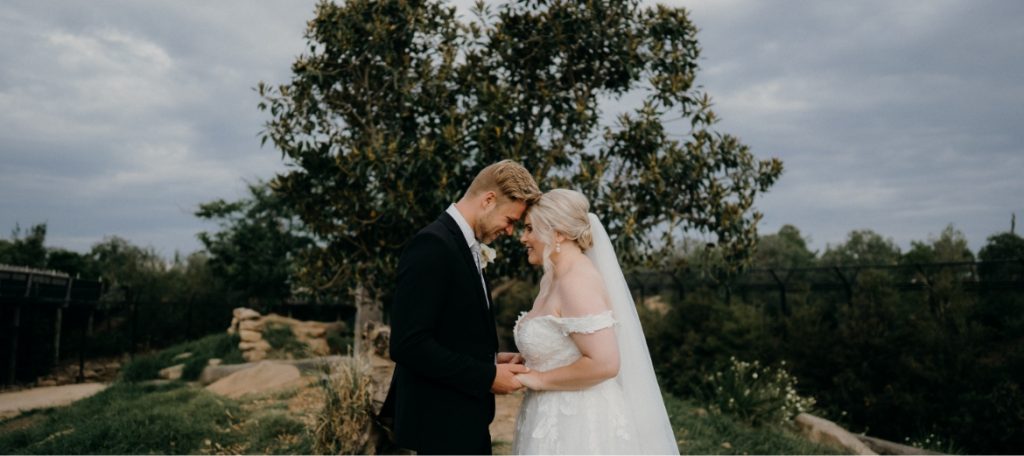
[352,284,382,356]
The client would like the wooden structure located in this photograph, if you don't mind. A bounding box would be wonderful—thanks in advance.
[1,264,103,385]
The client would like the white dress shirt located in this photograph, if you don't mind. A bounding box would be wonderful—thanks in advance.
[446,204,490,308]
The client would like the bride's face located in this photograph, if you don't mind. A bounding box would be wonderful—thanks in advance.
[519,214,545,266]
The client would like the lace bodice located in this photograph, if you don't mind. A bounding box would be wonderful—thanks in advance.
[513,310,641,454]
[513,310,617,372]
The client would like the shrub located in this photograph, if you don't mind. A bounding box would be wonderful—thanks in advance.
[325,328,353,355]
[120,332,243,382]
[263,322,309,359]
[313,357,379,454]
[646,287,770,397]
[695,357,816,427]
[663,394,840,455]
[120,353,164,382]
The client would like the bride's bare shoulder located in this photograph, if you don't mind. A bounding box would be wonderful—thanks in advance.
[556,258,610,317]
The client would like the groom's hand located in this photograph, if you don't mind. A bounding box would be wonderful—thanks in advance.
[492,363,529,394]
[497,352,524,364]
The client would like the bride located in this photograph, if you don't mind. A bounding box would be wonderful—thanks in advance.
[511,189,679,455]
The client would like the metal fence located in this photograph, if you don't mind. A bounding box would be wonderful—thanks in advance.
[1,264,103,385]
[627,258,1024,314]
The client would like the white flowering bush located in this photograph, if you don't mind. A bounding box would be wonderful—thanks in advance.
[904,433,954,453]
[696,357,816,426]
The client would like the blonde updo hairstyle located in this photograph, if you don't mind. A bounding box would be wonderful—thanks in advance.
[528,189,594,278]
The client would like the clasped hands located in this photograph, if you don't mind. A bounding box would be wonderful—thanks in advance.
[492,352,543,394]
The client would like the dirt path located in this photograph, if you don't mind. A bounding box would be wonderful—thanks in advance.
[0,383,109,420]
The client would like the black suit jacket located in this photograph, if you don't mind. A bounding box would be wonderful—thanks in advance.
[382,212,499,454]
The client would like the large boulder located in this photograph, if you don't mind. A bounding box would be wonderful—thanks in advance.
[857,435,940,455]
[238,340,271,352]
[238,319,262,332]
[158,364,185,380]
[233,307,261,321]
[795,413,876,455]
[205,361,302,399]
[238,329,263,343]
[242,349,268,362]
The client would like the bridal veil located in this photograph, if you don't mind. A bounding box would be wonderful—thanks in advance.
[585,213,679,455]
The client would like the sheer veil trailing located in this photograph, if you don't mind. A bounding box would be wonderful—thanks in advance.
[586,213,680,455]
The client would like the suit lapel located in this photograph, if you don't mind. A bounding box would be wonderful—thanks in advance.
[438,213,492,311]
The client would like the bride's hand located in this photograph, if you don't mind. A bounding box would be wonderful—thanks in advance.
[514,371,545,391]
[497,352,524,364]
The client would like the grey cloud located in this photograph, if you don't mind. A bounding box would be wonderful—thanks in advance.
[664,0,1024,252]
[1,1,317,255]
[1,0,1021,258]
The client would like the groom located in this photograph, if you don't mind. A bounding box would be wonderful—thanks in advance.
[382,160,542,454]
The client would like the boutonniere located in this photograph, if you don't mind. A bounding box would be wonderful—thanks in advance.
[479,244,496,269]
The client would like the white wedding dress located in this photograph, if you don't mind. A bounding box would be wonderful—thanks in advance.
[510,214,679,455]
[512,310,640,454]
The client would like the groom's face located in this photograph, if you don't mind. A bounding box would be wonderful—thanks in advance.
[477,198,527,244]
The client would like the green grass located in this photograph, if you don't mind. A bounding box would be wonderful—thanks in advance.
[244,410,313,454]
[0,381,314,455]
[0,382,244,454]
[1,364,840,455]
[665,394,843,455]
[121,332,244,382]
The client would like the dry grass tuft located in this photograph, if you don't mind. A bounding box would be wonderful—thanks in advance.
[313,356,380,454]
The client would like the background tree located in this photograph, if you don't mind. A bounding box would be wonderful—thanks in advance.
[978,230,1024,282]
[819,229,901,267]
[196,180,315,311]
[89,236,166,301]
[902,224,974,265]
[0,223,48,269]
[1,223,100,278]
[753,224,816,270]
[46,248,99,279]
[258,0,783,339]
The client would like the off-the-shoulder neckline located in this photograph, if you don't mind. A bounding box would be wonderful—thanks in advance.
[516,309,613,325]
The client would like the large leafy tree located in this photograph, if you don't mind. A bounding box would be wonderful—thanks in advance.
[258,0,783,330]
[195,181,315,309]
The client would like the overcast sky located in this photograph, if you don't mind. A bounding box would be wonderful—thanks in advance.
[2,1,1021,260]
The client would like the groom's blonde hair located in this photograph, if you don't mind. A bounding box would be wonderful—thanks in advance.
[465,160,541,205]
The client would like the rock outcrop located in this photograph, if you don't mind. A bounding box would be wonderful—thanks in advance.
[227,307,346,362]
[795,413,877,455]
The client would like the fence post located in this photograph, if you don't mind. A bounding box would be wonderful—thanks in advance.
[833,267,853,307]
[186,294,194,341]
[77,306,89,383]
[7,304,20,386]
[8,274,35,385]
[914,264,937,315]
[769,269,789,316]
[53,305,63,369]
[129,288,137,361]
[54,277,73,369]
